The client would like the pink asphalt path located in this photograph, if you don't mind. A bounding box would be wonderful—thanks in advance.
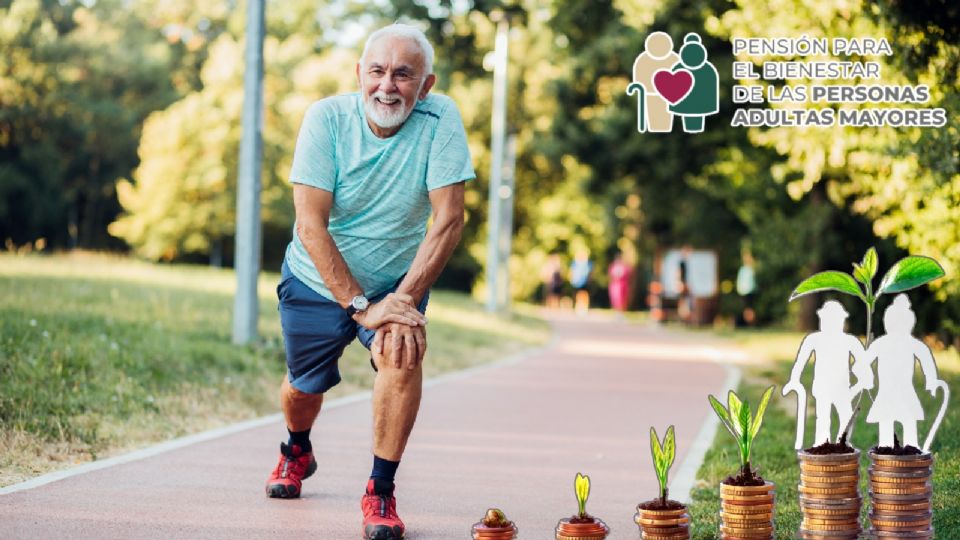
[1,314,736,539]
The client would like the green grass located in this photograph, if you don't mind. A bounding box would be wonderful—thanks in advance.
[688,328,960,538]
[0,252,549,486]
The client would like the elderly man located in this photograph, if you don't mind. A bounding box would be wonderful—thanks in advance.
[265,23,474,540]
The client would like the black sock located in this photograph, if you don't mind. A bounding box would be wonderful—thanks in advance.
[370,455,400,494]
[287,428,312,453]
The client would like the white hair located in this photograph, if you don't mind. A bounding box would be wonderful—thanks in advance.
[360,23,435,75]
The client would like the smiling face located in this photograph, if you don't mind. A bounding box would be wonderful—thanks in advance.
[356,36,436,138]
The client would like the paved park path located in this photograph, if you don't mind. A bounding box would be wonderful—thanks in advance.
[1,313,743,539]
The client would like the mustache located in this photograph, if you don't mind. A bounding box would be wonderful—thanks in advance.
[371,91,403,104]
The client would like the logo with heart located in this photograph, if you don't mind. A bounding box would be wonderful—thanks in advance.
[627,31,719,133]
[652,69,694,105]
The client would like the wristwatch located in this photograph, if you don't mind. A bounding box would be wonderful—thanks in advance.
[345,295,369,317]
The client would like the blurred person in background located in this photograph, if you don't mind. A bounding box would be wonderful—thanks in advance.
[570,249,593,313]
[607,252,633,315]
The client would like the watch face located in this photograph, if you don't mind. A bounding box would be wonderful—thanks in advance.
[352,296,369,311]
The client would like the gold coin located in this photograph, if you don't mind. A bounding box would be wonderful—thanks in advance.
[871,501,930,513]
[871,484,931,495]
[801,462,859,473]
[798,485,858,496]
[637,516,690,526]
[720,525,774,537]
[723,519,773,529]
[637,507,689,518]
[870,457,932,469]
[869,474,929,484]
[799,480,859,490]
[800,473,859,484]
[801,510,860,521]
[721,493,775,504]
[641,532,689,540]
[720,535,774,540]
[802,520,860,530]
[720,483,774,494]
[720,511,773,520]
[721,503,774,514]
[802,515,859,525]
[800,528,860,540]
[798,451,860,463]
[865,528,933,538]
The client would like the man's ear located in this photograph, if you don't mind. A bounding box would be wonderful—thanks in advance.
[419,73,437,100]
[355,62,362,87]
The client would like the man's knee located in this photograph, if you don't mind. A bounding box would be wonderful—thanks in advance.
[373,347,423,383]
[282,378,324,402]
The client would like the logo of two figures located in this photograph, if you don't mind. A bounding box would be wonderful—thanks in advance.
[628,32,719,133]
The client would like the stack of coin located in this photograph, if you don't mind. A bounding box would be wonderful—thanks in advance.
[868,450,934,539]
[634,504,690,539]
[797,450,862,540]
[719,481,775,540]
[554,517,610,540]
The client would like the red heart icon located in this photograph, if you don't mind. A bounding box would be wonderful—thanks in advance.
[653,69,694,105]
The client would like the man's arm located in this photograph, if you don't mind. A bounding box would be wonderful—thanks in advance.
[395,182,466,304]
[294,183,426,329]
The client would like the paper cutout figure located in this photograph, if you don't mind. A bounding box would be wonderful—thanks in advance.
[852,294,950,451]
[783,300,870,448]
[667,33,718,133]
[629,31,680,133]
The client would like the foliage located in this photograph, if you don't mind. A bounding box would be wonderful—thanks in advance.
[707,386,774,473]
[574,472,591,518]
[0,0,184,249]
[791,247,945,341]
[708,0,960,333]
[650,425,676,503]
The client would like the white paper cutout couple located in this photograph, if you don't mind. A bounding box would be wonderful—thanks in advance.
[630,32,719,133]
[784,295,949,451]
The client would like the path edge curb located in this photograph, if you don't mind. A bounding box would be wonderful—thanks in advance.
[0,338,555,496]
[668,345,743,503]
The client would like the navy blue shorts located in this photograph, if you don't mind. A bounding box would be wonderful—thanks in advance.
[277,262,429,394]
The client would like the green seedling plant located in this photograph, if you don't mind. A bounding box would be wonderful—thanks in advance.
[790,247,945,345]
[574,472,592,520]
[789,247,945,436]
[649,425,676,506]
[708,386,775,481]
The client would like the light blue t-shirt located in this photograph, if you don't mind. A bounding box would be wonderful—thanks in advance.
[284,92,475,301]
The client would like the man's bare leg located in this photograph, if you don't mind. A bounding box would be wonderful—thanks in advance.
[281,375,324,431]
[371,354,423,461]
[266,376,323,499]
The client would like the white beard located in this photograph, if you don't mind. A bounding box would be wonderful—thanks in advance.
[363,83,423,130]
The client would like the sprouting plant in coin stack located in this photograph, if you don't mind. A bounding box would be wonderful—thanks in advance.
[708,386,775,478]
[575,472,591,519]
[650,425,676,506]
[790,247,945,437]
[483,508,509,527]
[790,247,944,346]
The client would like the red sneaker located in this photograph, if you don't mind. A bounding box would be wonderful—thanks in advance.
[265,443,316,498]
[361,479,405,539]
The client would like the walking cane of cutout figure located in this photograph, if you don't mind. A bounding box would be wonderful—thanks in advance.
[785,248,948,451]
[859,295,950,452]
[784,300,868,448]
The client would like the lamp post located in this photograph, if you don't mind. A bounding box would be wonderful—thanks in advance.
[232,0,265,345]
[485,11,510,313]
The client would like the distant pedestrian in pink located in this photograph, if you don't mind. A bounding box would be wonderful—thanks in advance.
[607,253,633,313]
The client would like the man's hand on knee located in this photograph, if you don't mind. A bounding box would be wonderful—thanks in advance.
[373,322,427,370]
[356,293,426,330]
